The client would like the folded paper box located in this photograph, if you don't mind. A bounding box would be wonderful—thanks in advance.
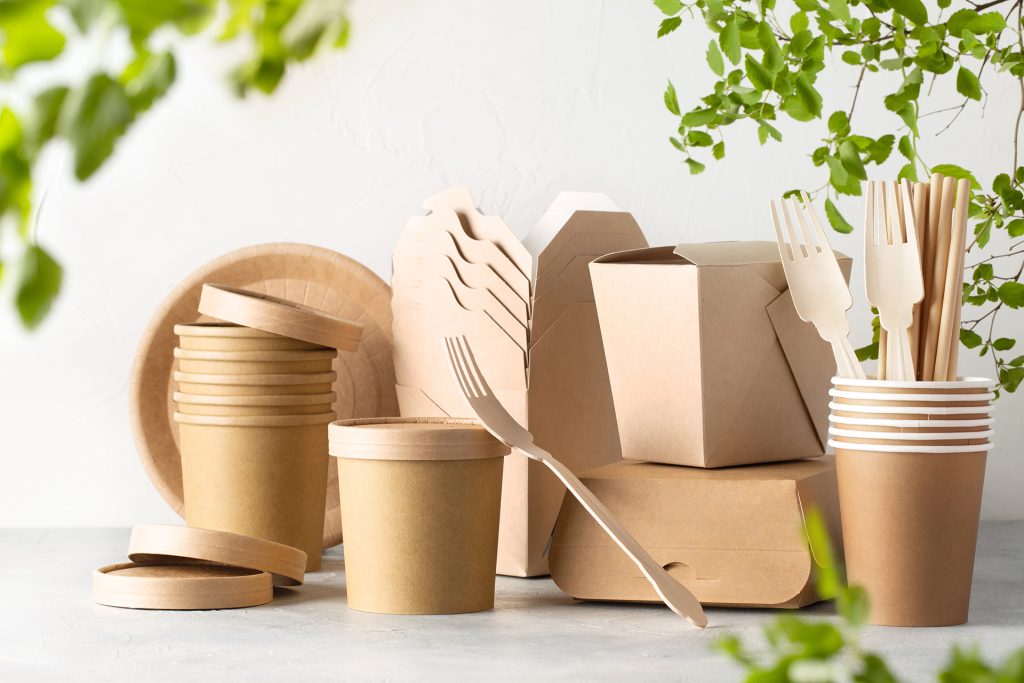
[391,188,648,576]
[549,456,842,608]
[590,242,851,468]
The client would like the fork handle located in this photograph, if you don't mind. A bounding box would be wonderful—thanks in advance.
[515,444,707,628]
[831,337,866,379]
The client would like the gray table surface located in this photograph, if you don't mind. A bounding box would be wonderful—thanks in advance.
[2,523,1022,681]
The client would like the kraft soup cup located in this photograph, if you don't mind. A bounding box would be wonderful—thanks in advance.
[174,348,337,375]
[828,414,994,434]
[829,438,990,626]
[175,412,333,571]
[175,322,327,352]
[828,401,990,422]
[174,371,336,396]
[173,391,336,417]
[328,417,509,615]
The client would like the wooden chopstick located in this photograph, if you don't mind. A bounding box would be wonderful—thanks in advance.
[933,179,972,381]
[908,182,929,379]
[921,177,956,380]
[918,174,944,375]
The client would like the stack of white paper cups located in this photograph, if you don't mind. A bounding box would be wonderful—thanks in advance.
[173,323,338,571]
[828,376,995,626]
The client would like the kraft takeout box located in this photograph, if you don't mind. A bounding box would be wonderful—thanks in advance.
[391,188,649,576]
[590,242,850,468]
[549,456,841,608]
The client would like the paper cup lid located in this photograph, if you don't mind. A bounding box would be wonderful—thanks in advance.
[174,370,337,387]
[199,284,363,351]
[328,417,509,461]
[828,438,993,454]
[127,525,306,586]
[174,322,321,341]
[92,562,273,610]
[173,392,337,407]
[173,347,337,362]
[174,412,335,427]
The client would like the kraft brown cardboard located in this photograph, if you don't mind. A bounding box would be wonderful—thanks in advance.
[548,457,841,608]
[93,562,273,610]
[329,418,508,614]
[835,446,987,626]
[176,412,332,571]
[174,371,337,396]
[173,347,337,375]
[590,242,850,468]
[391,191,648,576]
[175,322,326,352]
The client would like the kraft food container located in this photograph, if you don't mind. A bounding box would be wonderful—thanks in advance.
[173,391,336,417]
[176,412,333,571]
[175,322,327,352]
[174,371,337,396]
[328,417,509,615]
[173,347,337,375]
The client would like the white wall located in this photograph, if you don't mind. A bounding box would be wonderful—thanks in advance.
[2,0,1022,526]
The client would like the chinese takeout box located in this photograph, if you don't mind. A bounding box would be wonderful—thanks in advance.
[590,242,850,468]
[549,456,841,608]
[391,187,648,576]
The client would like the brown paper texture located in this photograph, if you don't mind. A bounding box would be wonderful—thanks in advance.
[548,457,840,608]
[836,447,986,626]
[590,242,849,468]
[178,418,329,571]
[391,191,647,576]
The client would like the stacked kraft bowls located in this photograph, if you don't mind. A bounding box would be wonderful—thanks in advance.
[827,376,995,626]
[172,284,363,573]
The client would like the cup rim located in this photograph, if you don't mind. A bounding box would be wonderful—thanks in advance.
[173,347,337,361]
[828,426,993,441]
[173,391,337,407]
[174,412,335,427]
[828,401,990,415]
[828,415,994,429]
[174,370,337,386]
[828,438,992,453]
[830,376,996,389]
[830,389,995,403]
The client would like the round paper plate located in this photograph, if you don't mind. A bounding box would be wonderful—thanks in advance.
[130,243,398,548]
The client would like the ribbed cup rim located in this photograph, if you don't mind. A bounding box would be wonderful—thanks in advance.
[829,389,995,403]
[174,412,335,427]
[831,376,996,390]
[828,426,993,441]
[328,417,508,461]
[828,401,990,416]
[174,370,337,386]
[829,438,992,453]
[173,347,337,361]
[828,415,994,429]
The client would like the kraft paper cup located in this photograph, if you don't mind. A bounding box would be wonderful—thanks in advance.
[328,417,509,615]
[173,348,337,375]
[175,323,327,352]
[828,415,994,434]
[173,391,336,417]
[832,376,996,395]
[830,438,990,626]
[175,371,336,396]
[176,412,333,571]
[828,401,990,422]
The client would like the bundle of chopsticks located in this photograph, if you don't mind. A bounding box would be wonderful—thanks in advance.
[874,174,972,381]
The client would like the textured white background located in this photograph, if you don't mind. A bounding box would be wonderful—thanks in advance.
[2,0,1022,525]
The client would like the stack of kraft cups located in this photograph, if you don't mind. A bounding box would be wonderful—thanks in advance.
[828,376,994,626]
[173,322,338,572]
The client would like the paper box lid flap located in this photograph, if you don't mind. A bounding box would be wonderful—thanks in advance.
[672,241,785,267]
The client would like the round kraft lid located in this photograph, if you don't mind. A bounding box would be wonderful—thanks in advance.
[127,525,306,586]
[93,562,273,610]
[174,322,323,343]
[329,417,509,461]
[199,284,364,351]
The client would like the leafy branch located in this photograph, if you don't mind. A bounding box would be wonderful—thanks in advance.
[656,0,1024,393]
[0,0,351,329]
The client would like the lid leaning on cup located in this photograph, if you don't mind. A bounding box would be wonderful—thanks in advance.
[329,417,510,461]
[198,284,364,351]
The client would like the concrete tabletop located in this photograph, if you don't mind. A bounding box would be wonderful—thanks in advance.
[3,523,1022,681]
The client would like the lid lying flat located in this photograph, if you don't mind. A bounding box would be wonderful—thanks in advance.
[93,562,273,610]
[329,417,509,461]
[199,284,364,351]
[127,525,307,586]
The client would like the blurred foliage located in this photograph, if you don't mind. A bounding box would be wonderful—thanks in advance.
[0,0,351,329]
[656,0,1024,393]
[719,508,1024,682]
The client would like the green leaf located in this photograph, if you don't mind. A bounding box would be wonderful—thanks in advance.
[960,329,984,348]
[706,40,724,76]
[687,130,713,146]
[115,0,216,40]
[757,22,783,73]
[25,85,67,153]
[994,338,1017,351]
[121,51,176,113]
[744,54,772,90]
[0,108,32,225]
[60,74,134,181]
[839,140,866,180]
[758,121,782,145]
[15,244,63,329]
[658,16,682,37]
[838,585,869,629]
[931,163,981,190]
[956,67,982,101]
[682,108,717,126]
[664,81,681,116]
[824,198,854,233]
[1008,219,1024,237]
[783,74,822,122]
[888,0,928,25]
[804,507,840,599]
[790,11,808,34]
[712,141,725,160]
[0,0,66,68]
[828,0,850,23]
[998,282,1024,308]
[720,16,741,65]
[653,0,683,16]
[685,157,706,174]
[973,263,994,281]
[827,111,849,135]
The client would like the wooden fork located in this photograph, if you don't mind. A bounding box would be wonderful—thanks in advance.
[770,192,866,379]
[444,336,708,628]
[864,180,924,381]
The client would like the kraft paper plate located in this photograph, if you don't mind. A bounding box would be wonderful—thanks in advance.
[130,243,398,548]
